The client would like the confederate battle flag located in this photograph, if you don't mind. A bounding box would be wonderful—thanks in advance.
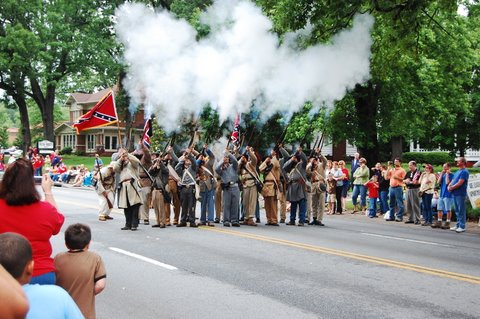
[141,118,153,148]
[72,91,118,134]
[230,113,240,147]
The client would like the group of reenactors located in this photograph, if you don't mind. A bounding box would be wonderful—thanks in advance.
[94,142,330,231]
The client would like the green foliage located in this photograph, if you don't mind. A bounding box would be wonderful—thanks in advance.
[0,126,8,147]
[402,152,455,166]
[59,147,73,155]
[74,149,86,156]
[467,207,480,221]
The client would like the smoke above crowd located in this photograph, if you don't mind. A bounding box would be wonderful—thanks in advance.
[115,0,374,131]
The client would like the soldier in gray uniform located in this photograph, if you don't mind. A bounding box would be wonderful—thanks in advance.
[215,149,241,227]
[283,146,308,226]
[96,163,115,221]
[149,157,170,228]
[175,148,198,227]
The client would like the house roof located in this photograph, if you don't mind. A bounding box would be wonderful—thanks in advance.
[64,85,119,107]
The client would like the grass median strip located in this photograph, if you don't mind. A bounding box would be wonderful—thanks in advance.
[200,227,480,285]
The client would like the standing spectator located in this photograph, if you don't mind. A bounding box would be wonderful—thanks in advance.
[386,158,406,222]
[114,150,143,231]
[404,161,421,224]
[448,157,469,233]
[93,154,103,170]
[0,154,5,172]
[32,153,45,176]
[326,173,337,215]
[433,162,454,229]
[0,158,64,284]
[332,161,345,215]
[351,152,360,180]
[0,232,84,319]
[378,164,390,215]
[55,223,106,319]
[351,158,369,213]
[364,175,379,218]
[339,160,350,212]
[419,164,436,226]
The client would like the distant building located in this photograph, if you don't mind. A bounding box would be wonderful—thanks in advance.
[55,87,145,155]
[7,127,18,145]
[409,141,480,166]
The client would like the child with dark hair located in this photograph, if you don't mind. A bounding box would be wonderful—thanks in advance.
[54,224,106,319]
[0,232,83,319]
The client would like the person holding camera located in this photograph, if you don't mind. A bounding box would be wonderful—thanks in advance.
[0,158,64,284]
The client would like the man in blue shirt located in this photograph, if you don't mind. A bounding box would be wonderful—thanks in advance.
[447,157,469,233]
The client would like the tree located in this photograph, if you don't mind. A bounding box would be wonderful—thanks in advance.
[0,0,121,150]
[257,0,478,161]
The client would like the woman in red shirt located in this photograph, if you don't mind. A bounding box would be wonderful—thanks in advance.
[0,158,64,285]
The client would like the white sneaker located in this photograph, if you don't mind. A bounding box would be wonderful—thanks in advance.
[456,228,465,233]
[450,226,458,231]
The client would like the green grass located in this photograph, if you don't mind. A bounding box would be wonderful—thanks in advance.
[60,155,112,171]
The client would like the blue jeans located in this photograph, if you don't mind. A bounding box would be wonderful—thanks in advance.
[290,198,306,223]
[31,271,56,285]
[200,188,215,222]
[453,195,467,229]
[352,185,367,207]
[421,193,433,223]
[379,190,389,214]
[389,186,405,219]
[34,167,42,176]
[369,198,377,217]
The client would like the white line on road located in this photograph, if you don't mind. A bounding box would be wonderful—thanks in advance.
[361,233,454,247]
[109,247,178,270]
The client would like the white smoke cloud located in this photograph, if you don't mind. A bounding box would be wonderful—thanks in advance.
[115,0,374,131]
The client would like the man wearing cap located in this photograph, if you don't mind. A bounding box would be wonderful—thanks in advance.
[448,157,469,233]
[239,146,260,226]
[283,146,308,226]
[163,146,181,225]
[135,143,153,225]
[96,162,116,221]
[196,144,216,226]
[175,147,198,227]
[434,162,454,229]
[149,156,170,228]
[404,161,421,224]
[216,148,241,227]
[259,150,281,226]
[306,149,328,226]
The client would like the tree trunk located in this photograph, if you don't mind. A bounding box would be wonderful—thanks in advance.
[30,79,55,142]
[352,81,380,167]
[13,95,32,152]
[391,136,403,160]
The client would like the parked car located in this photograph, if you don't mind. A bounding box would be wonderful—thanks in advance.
[0,146,18,155]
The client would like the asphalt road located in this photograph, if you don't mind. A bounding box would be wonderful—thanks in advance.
[49,186,480,319]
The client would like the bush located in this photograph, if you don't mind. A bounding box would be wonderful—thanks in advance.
[74,150,86,156]
[467,207,480,221]
[59,147,73,155]
[402,152,454,166]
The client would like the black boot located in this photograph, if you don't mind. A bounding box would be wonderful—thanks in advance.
[308,218,317,226]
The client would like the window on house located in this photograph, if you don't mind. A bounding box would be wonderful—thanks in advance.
[62,135,76,149]
[87,135,96,151]
[104,136,118,151]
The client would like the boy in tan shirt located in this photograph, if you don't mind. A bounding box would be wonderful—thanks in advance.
[55,223,106,319]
